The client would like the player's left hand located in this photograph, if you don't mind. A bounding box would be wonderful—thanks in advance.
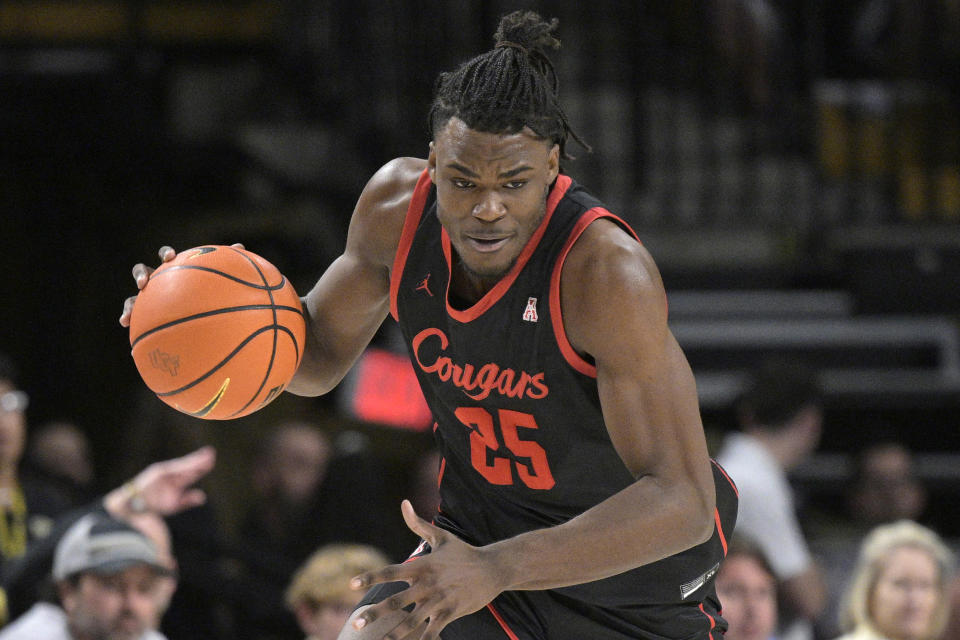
[349,500,506,640]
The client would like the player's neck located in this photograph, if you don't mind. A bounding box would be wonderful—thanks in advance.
[449,257,497,307]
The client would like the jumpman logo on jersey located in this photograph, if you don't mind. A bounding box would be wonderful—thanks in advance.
[416,273,433,296]
[523,297,539,322]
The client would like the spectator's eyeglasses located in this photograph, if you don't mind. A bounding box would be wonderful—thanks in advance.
[0,390,28,413]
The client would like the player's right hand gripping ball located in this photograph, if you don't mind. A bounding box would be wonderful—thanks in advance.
[129,245,306,420]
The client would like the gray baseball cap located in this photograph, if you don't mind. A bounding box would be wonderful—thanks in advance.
[53,513,172,581]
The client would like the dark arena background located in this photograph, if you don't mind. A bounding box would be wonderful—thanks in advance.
[1,2,959,639]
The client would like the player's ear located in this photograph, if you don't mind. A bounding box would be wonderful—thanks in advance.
[547,143,559,182]
[427,141,437,182]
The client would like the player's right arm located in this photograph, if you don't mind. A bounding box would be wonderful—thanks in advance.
[287,157,425,396]
[120,157,425,398]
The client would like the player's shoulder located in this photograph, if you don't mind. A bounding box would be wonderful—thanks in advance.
[347,157,427,265]
[562,218,662,299]
[358,157,428,215]
[558,217,667,355]
[560,218,666,357]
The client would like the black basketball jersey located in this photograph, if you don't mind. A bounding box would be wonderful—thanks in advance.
[389,171,737,636]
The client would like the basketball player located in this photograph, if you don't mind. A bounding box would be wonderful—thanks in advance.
[122,11,737,640]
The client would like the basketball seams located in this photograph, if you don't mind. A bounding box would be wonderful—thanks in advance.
[155,324,288,397]
[268,323,302,366]
[231,247,282,418]
[153,264,287,291]
[130,304,303,348]
[223,322,303,419]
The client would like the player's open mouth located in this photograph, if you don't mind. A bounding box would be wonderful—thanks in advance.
[466,236,510,253]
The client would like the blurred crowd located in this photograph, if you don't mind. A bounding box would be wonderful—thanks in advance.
[0,346,439,640]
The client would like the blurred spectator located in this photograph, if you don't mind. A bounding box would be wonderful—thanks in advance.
[23,420,97,508]
[247,421,334,550]
[812,440,929,639]
[0,354,31,566]
[232,421,390,639]
[113,387,237,640]
[717,357,827,640]
[0,446,215,627]
[0,512,176,639]
[941,573,960,640]
[123,512,177,629]
[0,351,77,616]
[715,536,779,640]
[285,543,390,640]
[241,421,390,556]
[834,519,954,640]
[847,441,927,530]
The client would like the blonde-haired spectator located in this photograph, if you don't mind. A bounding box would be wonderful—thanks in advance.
[716,536,779,640]
[835,520,954,640]
[286,544,390,640]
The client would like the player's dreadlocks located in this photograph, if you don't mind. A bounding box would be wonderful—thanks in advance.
[428,10,590,160]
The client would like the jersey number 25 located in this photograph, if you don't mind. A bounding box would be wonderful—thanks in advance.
[455,407,556,490]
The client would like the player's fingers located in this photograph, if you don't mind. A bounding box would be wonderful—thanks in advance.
[350,562,417,589]
[348,603,409,637]
[351,563,404,590]
[352,600,410,632]
[375,602,429,640]
[131,263,154,289]
[392,616,430,640]
[401,499,443,545]
[159,246,176,262]
[419,615,449,640]
[230,242,245,250]
[120,295,137,327]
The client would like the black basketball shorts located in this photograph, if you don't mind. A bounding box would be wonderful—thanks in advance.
[356,542,725,640]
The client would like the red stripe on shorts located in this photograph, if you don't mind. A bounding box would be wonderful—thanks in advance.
[486,603,521,640]
[699,602,717,640]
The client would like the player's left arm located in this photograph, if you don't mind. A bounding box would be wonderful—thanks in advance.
[489,217,716,588]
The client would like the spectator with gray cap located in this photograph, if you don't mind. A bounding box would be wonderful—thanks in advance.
[0,512,175,640]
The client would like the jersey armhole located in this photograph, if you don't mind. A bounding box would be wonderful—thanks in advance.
[548,209,642,377]
[390,169,433,321]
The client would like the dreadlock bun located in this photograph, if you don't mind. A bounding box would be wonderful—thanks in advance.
[493,10,560,55]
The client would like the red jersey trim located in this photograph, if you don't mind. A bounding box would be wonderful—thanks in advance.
[442,174,573,323]
[486,603,521,640]
[714,508,728,556]
[713,459,739,498]
[436,456,446,514]
[390,169,434,321]
[549,209,641,378]
[699,603,717,640]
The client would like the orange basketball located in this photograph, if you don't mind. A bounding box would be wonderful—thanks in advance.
[129,245,306,420]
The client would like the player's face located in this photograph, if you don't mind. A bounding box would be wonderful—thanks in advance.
[870,545,941,640]
[61,565,165,640]
[714,555,777,640]
[429,117,559,293]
